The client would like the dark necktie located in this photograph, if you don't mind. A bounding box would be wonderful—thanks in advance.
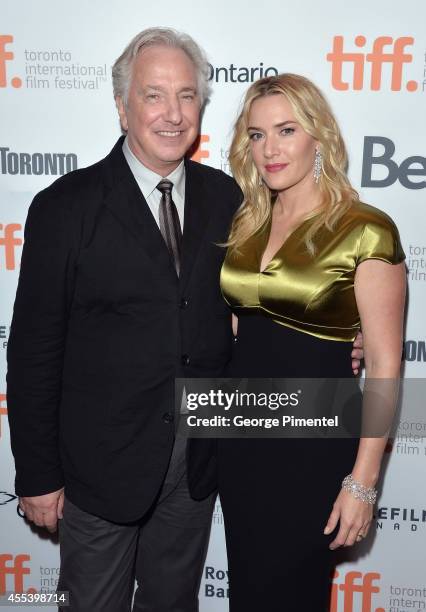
[156,179,182,276]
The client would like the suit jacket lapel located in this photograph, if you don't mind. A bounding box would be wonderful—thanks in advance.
[102,138,178,279]
[180,159,212,290]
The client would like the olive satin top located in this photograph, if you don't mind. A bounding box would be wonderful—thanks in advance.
[221,203,405,342]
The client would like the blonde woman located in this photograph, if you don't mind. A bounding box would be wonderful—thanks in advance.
[216,75,406,609]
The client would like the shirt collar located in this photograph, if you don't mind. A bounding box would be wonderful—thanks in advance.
[123,136,185,200]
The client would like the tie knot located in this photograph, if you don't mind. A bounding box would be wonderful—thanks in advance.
[157,179,173,196]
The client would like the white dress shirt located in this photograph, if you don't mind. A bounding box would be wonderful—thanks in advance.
[122,136,186,230]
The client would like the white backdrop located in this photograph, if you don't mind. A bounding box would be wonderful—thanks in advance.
[1,2,425,610]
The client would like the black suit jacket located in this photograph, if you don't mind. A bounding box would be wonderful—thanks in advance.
[7,137,240,522]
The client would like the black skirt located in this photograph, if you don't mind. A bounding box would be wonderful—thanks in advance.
[218,313,359,611]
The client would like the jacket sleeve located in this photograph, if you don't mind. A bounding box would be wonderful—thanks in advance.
[7,188,77,496]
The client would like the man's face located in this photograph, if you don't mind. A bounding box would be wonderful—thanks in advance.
[116,45,201,176]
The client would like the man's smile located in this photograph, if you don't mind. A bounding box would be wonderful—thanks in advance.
[156,130,184,137]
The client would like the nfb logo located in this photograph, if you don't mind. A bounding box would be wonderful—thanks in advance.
[362,137,425,189]
[0,35,22,88]
[330,570,383,612]
[0,554,32,595]
[327,36,417,91]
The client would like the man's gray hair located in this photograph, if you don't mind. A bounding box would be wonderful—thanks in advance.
[112,27,212,107]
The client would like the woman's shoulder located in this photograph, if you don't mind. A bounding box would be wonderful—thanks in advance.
[339,202,404,265]
[342,202,399,234]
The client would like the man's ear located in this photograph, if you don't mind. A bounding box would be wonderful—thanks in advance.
[115,96,128,132]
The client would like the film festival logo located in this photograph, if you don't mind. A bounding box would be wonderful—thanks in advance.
[388,421,426,458]
[330,570,384,612]
[385,407,426,456]
[327,35,425,92]
[189,135,210,164]
[0,395,7,440]
[0,550,62,597]
[0,35,21,88]
[0,34,107,91]
[0,223,22,270]
[406,247,426,283]
[0,554,35,596]
[330,572,426,612]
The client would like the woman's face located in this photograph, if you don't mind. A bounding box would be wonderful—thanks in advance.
[247,94,318,193]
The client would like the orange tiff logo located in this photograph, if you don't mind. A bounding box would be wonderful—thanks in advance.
[0,35,22,88]
[330,570,383,612]
[0,555,32,595]
[327,36,417,91]
[0,224,22,270]
[190,135,210,163]
[0,395,7,439]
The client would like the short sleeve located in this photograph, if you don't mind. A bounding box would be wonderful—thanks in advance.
[357,214,405,266]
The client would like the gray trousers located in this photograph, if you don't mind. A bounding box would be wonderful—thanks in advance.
[58,433,215,612]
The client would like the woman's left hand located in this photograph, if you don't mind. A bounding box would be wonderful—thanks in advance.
[323,489,373,549]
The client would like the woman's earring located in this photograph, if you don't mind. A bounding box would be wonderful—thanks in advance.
[313,149,322,184]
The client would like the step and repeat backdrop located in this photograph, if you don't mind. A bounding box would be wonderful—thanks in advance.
[1,1,425,610]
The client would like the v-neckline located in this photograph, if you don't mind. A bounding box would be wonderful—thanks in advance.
[258,213,317,273]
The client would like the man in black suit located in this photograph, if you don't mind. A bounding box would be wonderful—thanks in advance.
[7,26,363,612]
[7,28,241,612]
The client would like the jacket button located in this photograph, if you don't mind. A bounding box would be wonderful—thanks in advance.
[163,412,174,424]
[181,354,190,366]
[180,298,189,309]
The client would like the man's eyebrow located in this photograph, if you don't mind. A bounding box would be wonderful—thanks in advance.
[175,86,198,95]
[143,85,198,92]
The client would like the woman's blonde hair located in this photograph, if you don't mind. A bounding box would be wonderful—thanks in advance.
[227,73,359,254]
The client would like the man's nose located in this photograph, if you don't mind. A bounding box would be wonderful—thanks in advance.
[163,96,183,124]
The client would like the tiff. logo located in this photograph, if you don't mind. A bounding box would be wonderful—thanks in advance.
[327,36,417,91]
[0,394,7,439]
[0,35,22,88]
[330,570,383,612]
[0,555,32,595]
[189,135,210,163]
[0,224,22,270]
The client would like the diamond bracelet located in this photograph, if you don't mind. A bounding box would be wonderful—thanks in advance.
[341,474,377,505]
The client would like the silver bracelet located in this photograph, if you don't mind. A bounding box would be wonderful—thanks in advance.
[342,474,377,505]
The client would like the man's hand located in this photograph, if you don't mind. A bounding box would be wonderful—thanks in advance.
[19,488,64,533]
[351,330,364,376]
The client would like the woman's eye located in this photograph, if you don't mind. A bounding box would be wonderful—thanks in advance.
[281,127,295,135]
[249,132,262,141]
